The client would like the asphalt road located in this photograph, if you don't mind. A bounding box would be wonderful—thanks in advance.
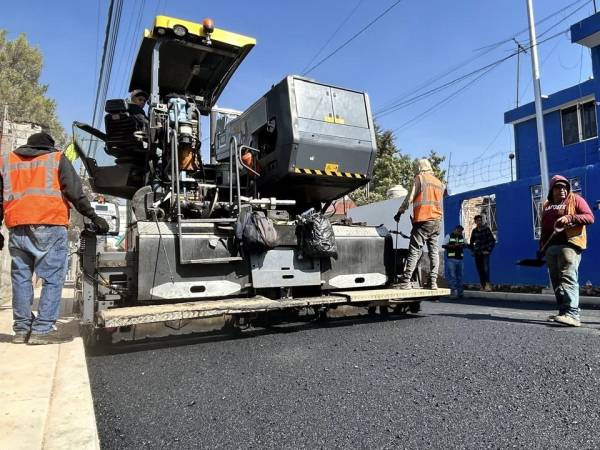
[87,298,600,449]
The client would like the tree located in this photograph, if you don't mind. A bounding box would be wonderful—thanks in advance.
[351,125,446,205]
[0,30,65,142]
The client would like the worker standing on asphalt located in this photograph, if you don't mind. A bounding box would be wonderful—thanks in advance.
[469,215,496,292]
[442,225,466,298]
[540,175,594,327]
[0,132,109,345]
[393,158,444,290]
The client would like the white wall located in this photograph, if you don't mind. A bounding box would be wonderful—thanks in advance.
[348,196,445,250]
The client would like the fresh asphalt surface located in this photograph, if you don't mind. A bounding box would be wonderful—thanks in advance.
[87,298,600,449]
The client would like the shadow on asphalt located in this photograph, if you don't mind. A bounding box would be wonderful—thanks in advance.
[435,312,551,327]
[86,312,424,357]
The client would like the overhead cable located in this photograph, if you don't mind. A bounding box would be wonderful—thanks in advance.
[301,0,364,75]
[375,0,588,117]
[303,0,405,75]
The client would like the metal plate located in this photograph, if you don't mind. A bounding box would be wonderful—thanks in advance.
[250,248,321,288]
[331,288,451,302]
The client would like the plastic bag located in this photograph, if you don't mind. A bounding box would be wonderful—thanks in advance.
[235,211,278,251]
[297,210,338,258]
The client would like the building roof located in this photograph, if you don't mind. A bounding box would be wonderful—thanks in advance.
[503,79,594,125]
[571,12,600,48]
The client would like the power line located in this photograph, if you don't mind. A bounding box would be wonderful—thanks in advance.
[300,0,364,75]
[375,0,588,117]
[377,28,570,121]
[303,0,405,75]
[390,63,500,135]
[92,0,124,131]
[111,0,140,98]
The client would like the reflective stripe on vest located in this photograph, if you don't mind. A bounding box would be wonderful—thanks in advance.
[447,236,465,258]
[413,172,444,222]
[0,151,70,228]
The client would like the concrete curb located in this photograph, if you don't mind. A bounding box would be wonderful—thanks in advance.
[0,290,100,450]
[463,290,600,306]
[43,320,100,450]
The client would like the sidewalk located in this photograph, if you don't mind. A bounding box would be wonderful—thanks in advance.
[0,288,99,450]
[463,290,600,306]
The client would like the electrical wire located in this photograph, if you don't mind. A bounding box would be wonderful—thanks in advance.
[375,1,588,118]
[92,0,125,132]
[300,0,364,75]
[376,28,570,120]
[303,0,405,75]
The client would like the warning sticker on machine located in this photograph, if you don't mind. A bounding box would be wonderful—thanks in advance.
[324,163,339,172]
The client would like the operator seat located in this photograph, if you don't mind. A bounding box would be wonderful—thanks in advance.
[104,99,147,161]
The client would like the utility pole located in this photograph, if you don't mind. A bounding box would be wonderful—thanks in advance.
[526,0,550,198]
[513,38,528,108]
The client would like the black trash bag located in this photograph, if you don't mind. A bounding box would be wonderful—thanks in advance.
[235,210,278,251]
[296,210,338,258]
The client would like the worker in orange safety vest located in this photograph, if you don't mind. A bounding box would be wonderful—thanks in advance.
[393,158,444,290]
[1,132,109,345]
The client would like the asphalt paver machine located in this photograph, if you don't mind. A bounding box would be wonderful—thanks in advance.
[72,15,448,343]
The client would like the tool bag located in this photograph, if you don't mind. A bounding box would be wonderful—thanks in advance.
[235,210,278,251]
[296,210,338,258]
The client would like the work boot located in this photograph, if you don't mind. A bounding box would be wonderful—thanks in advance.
[396,279,412,290]
[12,332,29,344]
[429,280,438,290]
[28,330,73,345]
[553,315,581,327]
[484,283,493,292]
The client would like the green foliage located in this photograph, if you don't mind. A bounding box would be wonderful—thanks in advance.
[0,30,65,143]
[351,125,446,205]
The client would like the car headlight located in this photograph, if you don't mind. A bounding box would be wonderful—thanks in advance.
[173,25,187,37]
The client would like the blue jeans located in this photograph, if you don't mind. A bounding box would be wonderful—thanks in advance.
[545,245,581,320]
[446,258,463,296]
[9,225,68,334]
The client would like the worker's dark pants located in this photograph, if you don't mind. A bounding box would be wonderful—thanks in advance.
[400,219,441,285]
[474,253,491,287]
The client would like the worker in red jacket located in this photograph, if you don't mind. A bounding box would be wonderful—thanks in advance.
[0,132,109,344]
[540,175,594,327]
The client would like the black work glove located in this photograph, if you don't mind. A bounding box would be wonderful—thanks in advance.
[0,233,4,251]
[92,216,110,234]
[393,212,402,223]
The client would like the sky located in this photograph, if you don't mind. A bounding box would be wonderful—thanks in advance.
[1,0,596,193]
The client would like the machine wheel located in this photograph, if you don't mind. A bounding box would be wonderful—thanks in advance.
[409,301,421,314]
[222,316,243,335]
[367,306,377,317]
[379,305,390,317]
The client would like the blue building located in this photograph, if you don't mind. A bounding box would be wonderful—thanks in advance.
[444,12,600,287]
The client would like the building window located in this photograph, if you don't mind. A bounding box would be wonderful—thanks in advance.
[531,177,582,239]
[460,194,497,243]
[561,100,597,146]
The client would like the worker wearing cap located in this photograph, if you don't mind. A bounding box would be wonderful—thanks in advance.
[128,89,149,125]
[1,132,109,344]
[393,158,444,290]
[540,175,594,327]
[442,225,466,298]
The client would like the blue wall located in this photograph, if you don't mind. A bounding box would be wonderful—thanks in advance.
[444,164,600,286]
[514,109,600,180]
[445,12,600,287]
